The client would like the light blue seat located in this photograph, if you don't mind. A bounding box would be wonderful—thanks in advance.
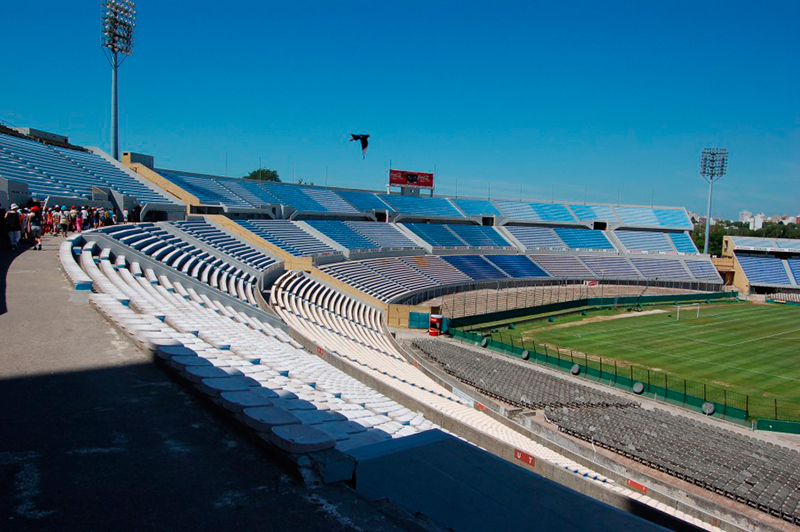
[615,230,674,253]
[554,227,615,251]
[485,255,548,278]
[736,254,791,286]
[441,255,507,281]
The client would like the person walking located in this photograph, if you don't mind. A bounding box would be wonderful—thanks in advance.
[30,206,43,250]
[5,203,22,250]
[57,206,69,237]
[0,204,7,249]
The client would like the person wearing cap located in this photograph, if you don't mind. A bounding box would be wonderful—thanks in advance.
[29,206,43,250]
[5,203,22,250]
[57,207,69,237]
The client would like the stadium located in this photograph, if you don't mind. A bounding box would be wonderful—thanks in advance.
[2,3,799,532]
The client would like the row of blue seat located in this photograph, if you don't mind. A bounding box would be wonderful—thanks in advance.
[322,253,722,301]
[736,253,797,287]
[153,167,691,228]
[0,132,176,204]
[170,219,278,271]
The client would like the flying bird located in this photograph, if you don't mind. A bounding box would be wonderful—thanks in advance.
[349,134,369,158]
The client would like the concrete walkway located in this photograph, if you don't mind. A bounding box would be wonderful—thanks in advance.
[0,236,424,531]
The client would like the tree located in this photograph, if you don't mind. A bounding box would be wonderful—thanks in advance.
[244,168,281,182]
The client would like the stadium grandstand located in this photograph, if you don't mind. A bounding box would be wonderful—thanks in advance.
[0,127,184,220]
[8,126,800,531]
[721,235,800,301]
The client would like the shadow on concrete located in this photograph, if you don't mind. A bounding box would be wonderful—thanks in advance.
[0,243,34,316]
[0,362,419,531]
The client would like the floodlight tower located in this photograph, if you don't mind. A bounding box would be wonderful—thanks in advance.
[699,148,728,254]
[101,0,136,160]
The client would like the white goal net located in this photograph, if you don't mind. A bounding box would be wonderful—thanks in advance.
[675,304,701,321]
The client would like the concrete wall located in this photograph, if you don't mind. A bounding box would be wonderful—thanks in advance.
[349,430,671,532]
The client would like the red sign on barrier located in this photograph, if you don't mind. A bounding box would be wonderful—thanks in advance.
[389,169,434,189]
[316,346,324,355]
[626,479,648,494]
[475,402,486,411]
[514,449,536,467]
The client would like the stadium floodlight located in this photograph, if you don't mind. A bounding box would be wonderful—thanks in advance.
[699,148,728,254]
[101,0,136,160]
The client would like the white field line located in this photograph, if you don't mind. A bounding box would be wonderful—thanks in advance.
[726,327,800,347]
[551,332,800,384]
[569,306,796,345]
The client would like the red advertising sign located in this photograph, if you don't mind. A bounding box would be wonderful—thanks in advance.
[389,169,434,189]
[514,449,536,467]
[626,479,648,494]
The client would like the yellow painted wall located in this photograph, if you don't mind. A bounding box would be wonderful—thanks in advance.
[205,214,313,271]
[125,163,199,211]
[387,303,432,328]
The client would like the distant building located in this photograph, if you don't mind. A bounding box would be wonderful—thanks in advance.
[738,210,752,223]
[749,213,765,230]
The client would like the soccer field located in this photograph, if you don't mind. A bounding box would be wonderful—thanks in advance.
[503,303,800,405]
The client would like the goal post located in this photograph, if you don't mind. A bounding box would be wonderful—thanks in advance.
[675,304,701,321]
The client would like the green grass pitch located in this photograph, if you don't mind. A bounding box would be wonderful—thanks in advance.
[492,302,800,406]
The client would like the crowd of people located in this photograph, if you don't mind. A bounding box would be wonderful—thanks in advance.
[1,202,141,251]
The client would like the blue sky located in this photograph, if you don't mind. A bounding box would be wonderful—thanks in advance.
[1,1,798,219]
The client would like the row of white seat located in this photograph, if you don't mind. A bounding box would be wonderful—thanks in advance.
[103,225,259,306]
[269,270,718,530]
[65,240,437,456]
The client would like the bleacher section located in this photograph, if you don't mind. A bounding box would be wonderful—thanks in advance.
[404,223,467,248]
[335,190,392,212]
[685,260,723,282]
[505,226,566,250]
[450,198,502,217]
[630,258,692,280]
[100,223,260,305]
[789,258,800,285]
[579,256,641,280]
[413,339,800,526]
[237,220,341,257]
[616,207,691,228]
[404,223,511,249]
[399,256,472,285]
[495,201,576,222]
[378,194,463,218]
[569,204,618,223]
[553,227,615,251]
[447,224,512,248]
[441,255,507,281]
[306,220,378,251]
[615,230,674,253]
[322,252,720,301]
[0,132,176,204]
[736,254,791,286]
[171,219,278,271]
[528,255,594,278]
[307,220,421,252]
[64,236,443,460]
[347,221,421,250]
[669,233,698,254]
[158,170,254,209]
[484,255,548,278]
